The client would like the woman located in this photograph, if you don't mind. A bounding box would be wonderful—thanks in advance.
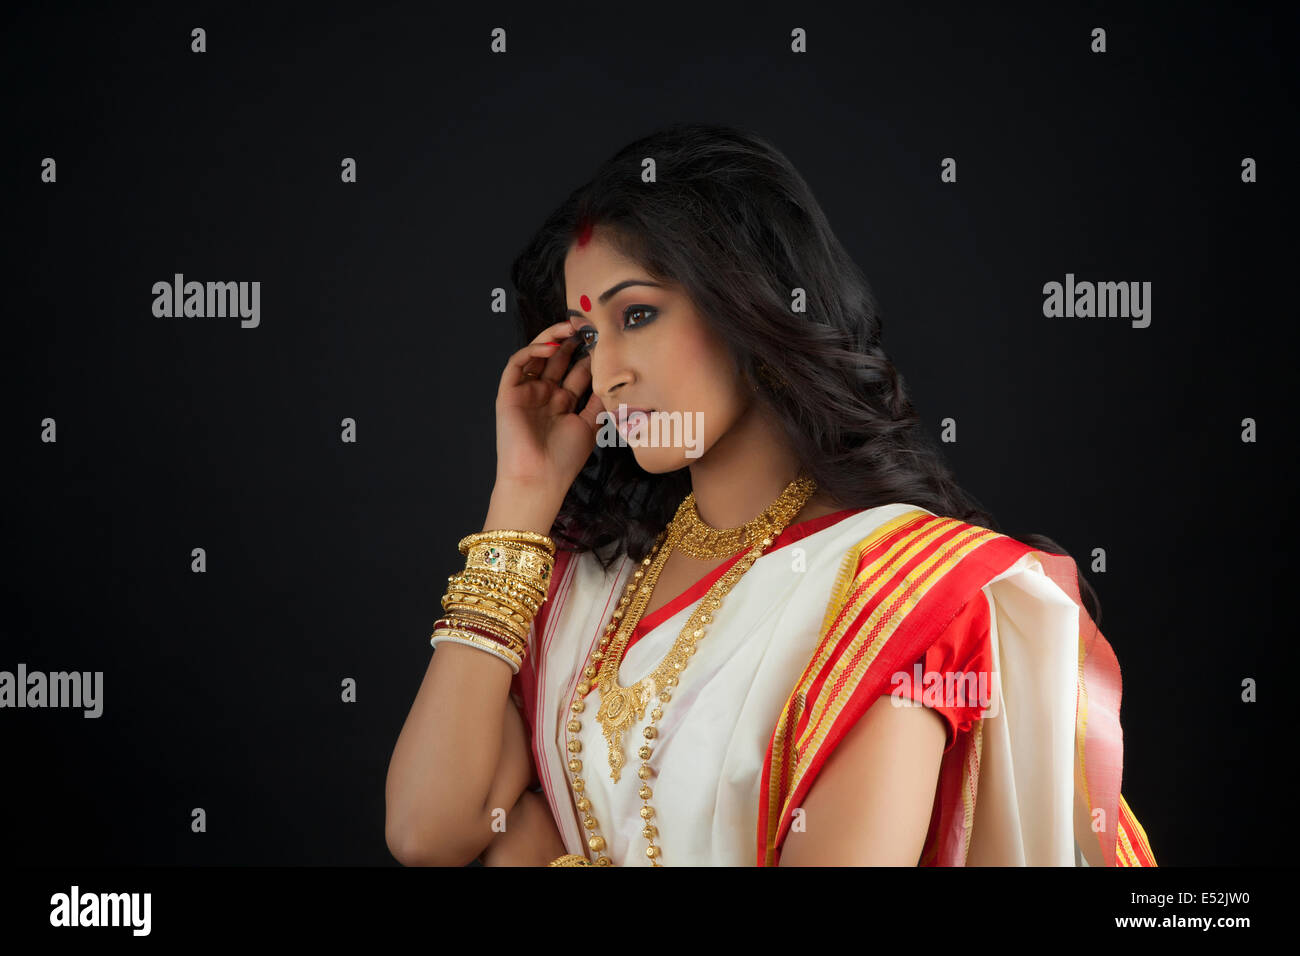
[384,122,1157,867]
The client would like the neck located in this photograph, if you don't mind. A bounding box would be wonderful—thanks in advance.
[686,403,811,529]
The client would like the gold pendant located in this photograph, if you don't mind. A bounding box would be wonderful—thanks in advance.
[596,678,655,782]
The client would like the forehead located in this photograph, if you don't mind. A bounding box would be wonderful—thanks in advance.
[563,229,640,287]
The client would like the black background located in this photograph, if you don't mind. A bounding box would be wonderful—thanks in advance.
[4,0,1293,866]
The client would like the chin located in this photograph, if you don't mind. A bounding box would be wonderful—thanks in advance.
[630,445,703,474]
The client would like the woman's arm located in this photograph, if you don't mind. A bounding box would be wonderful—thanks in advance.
[384,483,560,867]
[478,787,567,866]
[778,693,946,866]
[385,650,535,866]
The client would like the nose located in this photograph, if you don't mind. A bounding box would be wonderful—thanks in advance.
[589,341,635,408]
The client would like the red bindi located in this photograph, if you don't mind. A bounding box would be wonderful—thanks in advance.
[579,294,591,312]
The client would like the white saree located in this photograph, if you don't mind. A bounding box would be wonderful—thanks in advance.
[507,502,1149,866]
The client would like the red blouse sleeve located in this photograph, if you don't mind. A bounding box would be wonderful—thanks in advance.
[894,592,994,755]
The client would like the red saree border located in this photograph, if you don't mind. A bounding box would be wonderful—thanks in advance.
[757,510,1023,865]
[1117,794,1158,866]
[756,510,1157,867]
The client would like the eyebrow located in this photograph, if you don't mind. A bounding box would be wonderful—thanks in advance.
[566,279,667,319]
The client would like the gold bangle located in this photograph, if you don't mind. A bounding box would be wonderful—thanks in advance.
[443,583,537,626]
[439,599,531,645]
[452,568,548,610]
[464,541,554,579]
[459,530,556,557]
[466,535,555,561]
[442,592,531,632]
[454,560,551,593]
[548,854,594,866]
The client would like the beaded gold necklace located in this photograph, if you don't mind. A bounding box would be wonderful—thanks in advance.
[557,473,816,865]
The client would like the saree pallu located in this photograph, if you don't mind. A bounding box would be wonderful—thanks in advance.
[759,508,1157,867]
[508,504,1157,866]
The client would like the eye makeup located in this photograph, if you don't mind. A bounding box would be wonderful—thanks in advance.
[572,305,659,355]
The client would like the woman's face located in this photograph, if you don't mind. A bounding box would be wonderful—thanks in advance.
[563,228,753,473]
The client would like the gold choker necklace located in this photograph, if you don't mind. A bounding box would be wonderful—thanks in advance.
[675,476,817,559]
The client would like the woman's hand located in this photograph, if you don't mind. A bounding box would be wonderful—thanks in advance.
[493,320,604,493]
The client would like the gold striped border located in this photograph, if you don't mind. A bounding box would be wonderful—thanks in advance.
[1118,794,1157,866]
[800,514,953,714]
[1116,818,1140,866]
[772,518,1001,836]
[794,524,1000,769]
[818,535,867,639]
[765,509,932,850]
[961,714,984,863]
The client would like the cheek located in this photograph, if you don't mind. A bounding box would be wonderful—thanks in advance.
[673,357,748,440]
[665,325,737,391]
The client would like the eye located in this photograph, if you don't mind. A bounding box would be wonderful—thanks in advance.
[624,305,657,327]
[573,305,658,356]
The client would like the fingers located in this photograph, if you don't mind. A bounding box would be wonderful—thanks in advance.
[530,320,574,346]
[576,390,604,432]
[562,349,592,396]
[546,348,593,416]
[502,321,574,392]
[536,328,580,384]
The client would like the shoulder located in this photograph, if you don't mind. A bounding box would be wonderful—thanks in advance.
[833,508,1035,614]
[809,510,1031,708]
[826,508,1008,679]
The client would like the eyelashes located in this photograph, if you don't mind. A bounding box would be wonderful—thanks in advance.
[574,305,658,356]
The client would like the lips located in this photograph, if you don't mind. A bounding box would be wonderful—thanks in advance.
[615,406,653,436]
[616,406,653,423]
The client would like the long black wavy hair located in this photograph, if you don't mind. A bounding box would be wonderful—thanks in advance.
[508,121,1102,625]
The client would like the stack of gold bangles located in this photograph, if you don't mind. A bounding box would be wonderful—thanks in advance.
[430,529,556,674]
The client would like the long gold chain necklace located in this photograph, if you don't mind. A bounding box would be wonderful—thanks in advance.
[555,472,817,865]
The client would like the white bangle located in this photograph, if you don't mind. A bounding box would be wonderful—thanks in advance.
[430,632,522,675]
